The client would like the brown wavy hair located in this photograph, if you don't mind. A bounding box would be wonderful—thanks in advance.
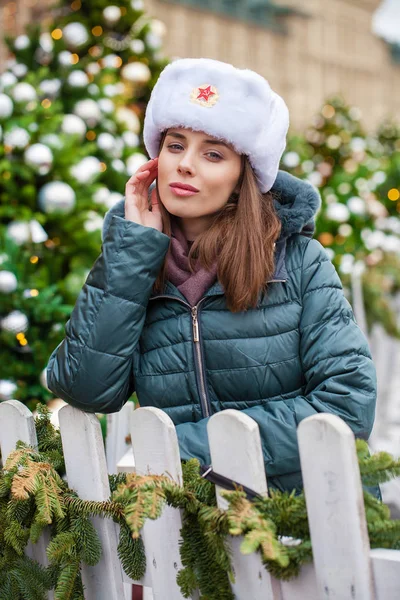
[152,130,282,312]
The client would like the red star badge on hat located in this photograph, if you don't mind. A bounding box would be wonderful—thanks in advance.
[190,83,219,107]
[196,85,215,102]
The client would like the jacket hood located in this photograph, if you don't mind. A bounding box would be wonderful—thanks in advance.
[271,170,321,241]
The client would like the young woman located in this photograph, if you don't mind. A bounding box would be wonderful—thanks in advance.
[47,58,377,494]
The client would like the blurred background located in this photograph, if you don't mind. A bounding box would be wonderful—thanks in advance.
[0,0,400,504]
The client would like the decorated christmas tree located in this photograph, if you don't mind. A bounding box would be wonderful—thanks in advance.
[0,0,168,409]
[281,95,400,335]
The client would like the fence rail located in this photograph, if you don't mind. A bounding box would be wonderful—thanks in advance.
[1,399,400,600]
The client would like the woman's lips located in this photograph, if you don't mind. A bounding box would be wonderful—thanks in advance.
[169,186,199,197]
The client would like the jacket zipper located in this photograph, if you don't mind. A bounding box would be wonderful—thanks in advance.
[149,294,211,418]
[148,278,287,419]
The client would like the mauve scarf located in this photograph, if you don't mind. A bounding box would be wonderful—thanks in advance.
[166,219,218,306]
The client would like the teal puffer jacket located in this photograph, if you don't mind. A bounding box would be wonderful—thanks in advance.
[47,171,377,493]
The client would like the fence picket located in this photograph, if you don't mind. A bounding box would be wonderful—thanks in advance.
[207,409,281,600]
[130,406,197,600]
[298,413,375,599]
[58,405,126,600]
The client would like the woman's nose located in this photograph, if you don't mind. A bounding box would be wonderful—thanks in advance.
[177,156,195,175]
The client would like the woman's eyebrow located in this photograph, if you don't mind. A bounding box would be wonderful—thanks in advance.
[166,131,231,149]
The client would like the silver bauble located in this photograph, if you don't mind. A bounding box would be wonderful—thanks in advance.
[74,99,101,127]
[38,182,76,214]
[112,159,125,172]
[130,39,145,54]
[97,132,115,152]
[70,156,101,183]
[116,107,140,133]
[131,0,144,9]
[121,61,151,83]
[0,93,13,118]
[102,53,119,69]
[24,143,54,175]
[103,84,119,98]
[84,211,104,232]
[87,62,101,76]
[104,191,124,209]
[98,98,114,114]
[145,32,162,50]
[63,22,89,48]
[14,35,30,50]
[1,310,29,333]
[67,70,89,87]
[58,50,73,66]
[0,380,18,400]
[40,134,63,149]
[88,84,100,96]
[4,127,30,149]
[122,131,139,147]
[12,63,28,78]
[93,186,111,205]
[11,82,37,103]
[103,6,122,24]
[39,33,54,53]
[61,114,87,138]
[126,153,148,176]
[0,271,17,293]
[6,220,48,245]
[0,72,17,90]
[39,79,61,97]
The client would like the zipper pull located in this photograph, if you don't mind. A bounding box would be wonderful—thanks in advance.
[192,307,199,342]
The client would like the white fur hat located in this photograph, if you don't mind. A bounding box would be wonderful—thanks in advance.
[143,58,290,193]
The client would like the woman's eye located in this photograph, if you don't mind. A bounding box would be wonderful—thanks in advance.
[168,144,183,150]
[207,152,222,160]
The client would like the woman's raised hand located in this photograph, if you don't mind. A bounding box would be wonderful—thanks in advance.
[124,157,163,232]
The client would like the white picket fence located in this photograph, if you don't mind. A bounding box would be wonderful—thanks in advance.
[1,399,400,600]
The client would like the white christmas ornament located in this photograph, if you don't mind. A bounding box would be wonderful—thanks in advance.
[103,6,122,24]
[0,271,17,293]
[97,132,116,152]
[116,107,140,133]
[1,310,29,333]
[63,22,89,48]
[62,114,87,138]
[11,82,37,103]
[122,131,139,147]
[150,19,167,38]
[282,151,300,168]
[0,93,14,118]
[24,144,54,175]
[98,98,115,114]
[87,62,101,76]
[326,202,350,223]
[103,84,119,98]
[339,254,355,275]
[103,54,120,69]
[0,124,2,140]
[112,159,125,172]
[12,63,28,78]
[0,380,18,400]
[93,186,111,205]
[104,191,124,209]
[126,153,148,176]
[71,156,101,183]
[0,72,17,90]
[88,84,100,96]
[6,220,48,245]
[74,99,102,127]
[337,182,352,195]
[40,134,63,149]
[4,127,30,149]
[347,196,366,216]
[350,137,366,152]
[131,0,144,9]
[145,32,162,50]
[84,211,104,232]
[68,70,89,87]
[14,35,30,50]
[39,79,62,97]
[130,39,145,54]
[121,61,151,83]
[39,33,54,53]
[58,51,73,66]
[38,182,76,214]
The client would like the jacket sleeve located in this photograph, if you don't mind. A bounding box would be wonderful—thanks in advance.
[46,200,170,413]
[176,238,377,480]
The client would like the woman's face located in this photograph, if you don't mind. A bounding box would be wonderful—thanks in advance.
[157,127,242,228]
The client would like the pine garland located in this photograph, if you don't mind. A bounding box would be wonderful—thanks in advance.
[1,405,400,600]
